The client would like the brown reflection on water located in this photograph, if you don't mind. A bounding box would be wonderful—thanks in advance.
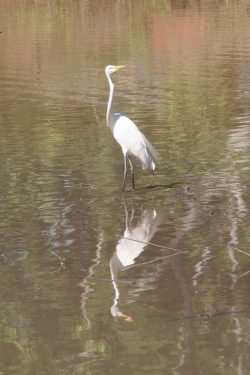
[0,0,250,374]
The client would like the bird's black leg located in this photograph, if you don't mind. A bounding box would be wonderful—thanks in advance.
[128,156,135,191]
[122,154,128,192]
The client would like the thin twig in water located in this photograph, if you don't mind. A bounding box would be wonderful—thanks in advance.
[49,250,66,273]
[234,269,250,280]
[232,247,250,279]
[233,247,250,257]
[115,235,185,253]
[87,276,132,284]
[123,252,185,271]
[152,308,249,322]
[86,253,185,283]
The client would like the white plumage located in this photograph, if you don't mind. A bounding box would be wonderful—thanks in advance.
[113,115,157,171]
[105,65,158,191]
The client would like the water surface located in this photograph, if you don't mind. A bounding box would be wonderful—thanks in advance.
[0,1,250,374]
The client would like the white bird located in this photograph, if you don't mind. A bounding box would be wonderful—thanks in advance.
[105,65,158,191]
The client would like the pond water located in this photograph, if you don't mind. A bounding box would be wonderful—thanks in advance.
[0,1,250,374]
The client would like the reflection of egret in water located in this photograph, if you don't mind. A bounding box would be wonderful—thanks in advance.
[110,201,161,320]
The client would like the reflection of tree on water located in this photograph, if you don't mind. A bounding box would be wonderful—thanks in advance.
[110,202,161,320]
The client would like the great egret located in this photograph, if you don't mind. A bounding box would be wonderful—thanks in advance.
[105,65,158,191]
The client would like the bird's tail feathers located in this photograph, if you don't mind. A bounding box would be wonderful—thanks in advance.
[140,135,159,170]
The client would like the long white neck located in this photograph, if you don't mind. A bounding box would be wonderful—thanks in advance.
[106,74,114,127]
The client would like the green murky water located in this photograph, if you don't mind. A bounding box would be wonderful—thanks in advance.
[0,1,250,374]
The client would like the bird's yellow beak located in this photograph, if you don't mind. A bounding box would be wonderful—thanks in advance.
[115,65,125,71]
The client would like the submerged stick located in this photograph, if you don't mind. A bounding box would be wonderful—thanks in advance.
[123,252,185,271]
[234,269,250,280]
[49,250,66,273]
[232,247,250,279]
[87,276,132,284]
[152,308,249,322]
[233,247,250,257]
[86,253,185,284]
[115,235,186,253]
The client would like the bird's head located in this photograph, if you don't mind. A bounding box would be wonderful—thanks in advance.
[105,65,125,76]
